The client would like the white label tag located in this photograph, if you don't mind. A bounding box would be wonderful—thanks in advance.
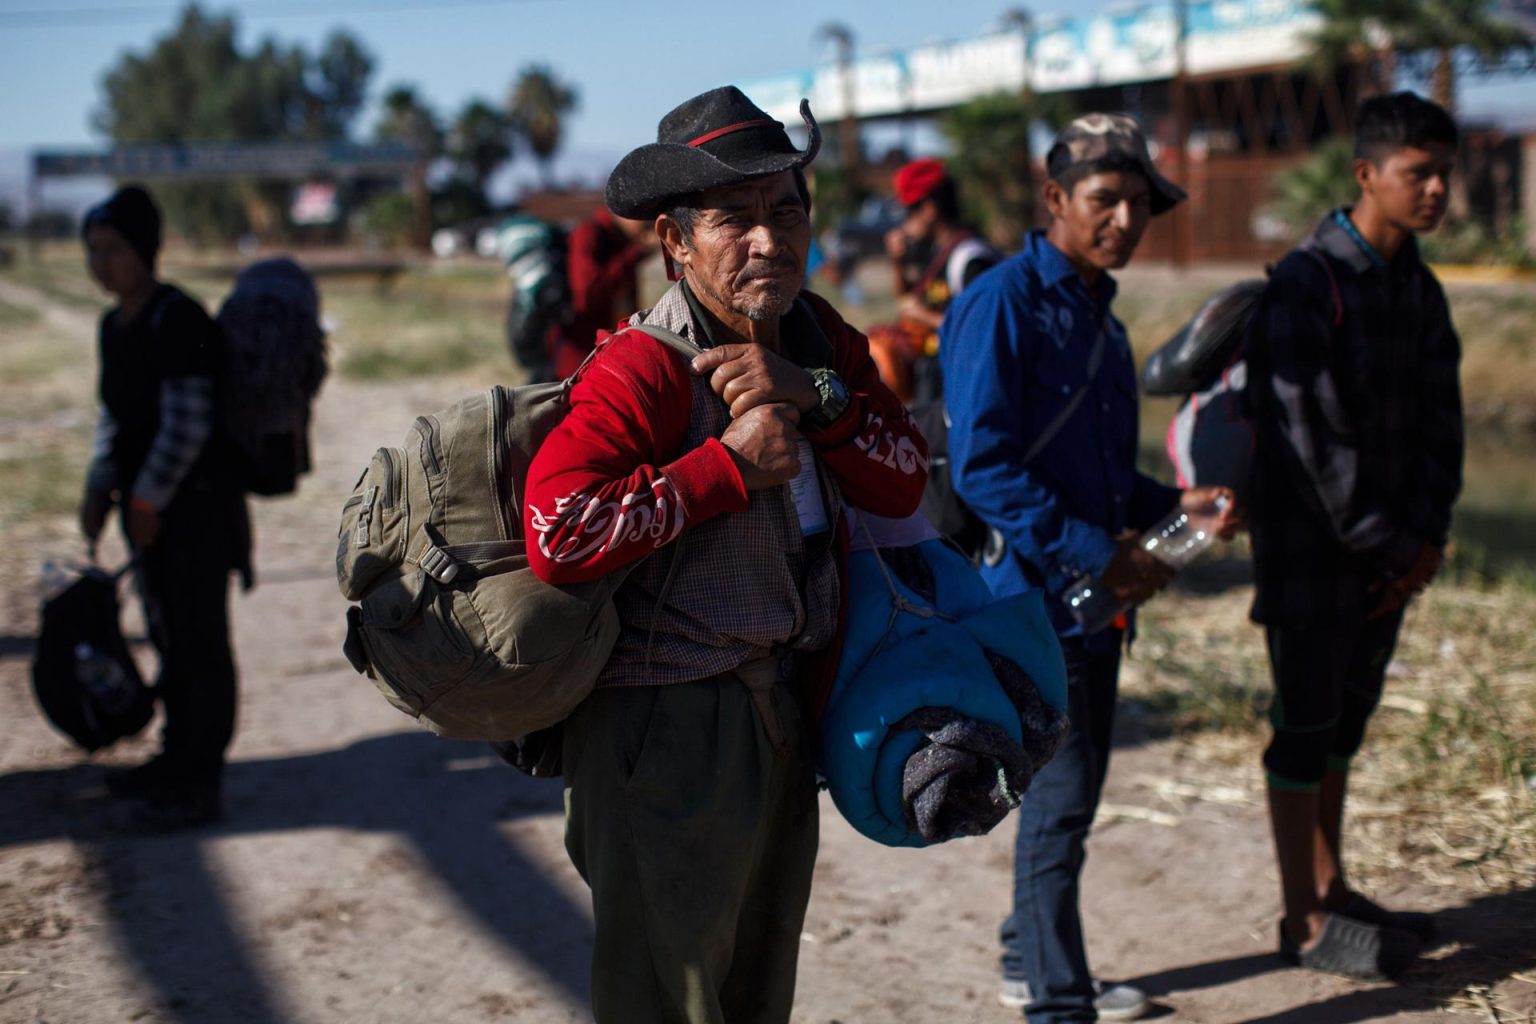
[789,439,829,536]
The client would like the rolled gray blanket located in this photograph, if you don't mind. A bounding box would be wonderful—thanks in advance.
[897,650,1070,843]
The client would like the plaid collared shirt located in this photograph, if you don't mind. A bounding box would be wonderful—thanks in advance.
[1247,208,1464,624]
[596,283,843,687]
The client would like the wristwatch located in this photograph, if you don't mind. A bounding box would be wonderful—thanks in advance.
[806,368,850,430]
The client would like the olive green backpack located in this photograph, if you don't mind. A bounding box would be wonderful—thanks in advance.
[335,324,695,742]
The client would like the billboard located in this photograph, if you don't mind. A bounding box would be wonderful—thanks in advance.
[741,0,1319,121]
[34,141,418,181]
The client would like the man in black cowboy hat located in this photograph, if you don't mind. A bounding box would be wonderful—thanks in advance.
[523,86,928,1023]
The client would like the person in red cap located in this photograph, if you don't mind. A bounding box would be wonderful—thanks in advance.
[551,209,657,379]
[868,158,1000,402]
[888,158,1001,330]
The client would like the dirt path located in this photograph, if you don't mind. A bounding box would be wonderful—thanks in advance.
[1,287,1531,1023]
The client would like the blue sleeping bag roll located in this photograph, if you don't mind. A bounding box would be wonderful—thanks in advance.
[820,539,1068,848]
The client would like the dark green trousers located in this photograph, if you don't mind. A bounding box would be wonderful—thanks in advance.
[562,672,819,1024]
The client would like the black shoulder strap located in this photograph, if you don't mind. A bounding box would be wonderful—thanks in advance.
[146,285,178,334]
[1296,242,1343,328]
[1022,318,1109,465]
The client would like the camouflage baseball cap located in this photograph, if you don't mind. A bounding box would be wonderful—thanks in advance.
[1047,113,1186,215]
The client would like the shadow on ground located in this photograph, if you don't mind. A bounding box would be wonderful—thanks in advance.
[0,731,588,1023]
[1127,887,1536,1023]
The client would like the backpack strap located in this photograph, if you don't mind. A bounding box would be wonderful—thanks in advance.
[1297,242,1343,328]
[625,322,698,359]
[543,320,699,681]
[144,285,190,338]
[1021,317,1109,465]
[977,318,1110,569]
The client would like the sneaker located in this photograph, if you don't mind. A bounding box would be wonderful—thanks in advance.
[998,977,1150,1020]
[1278,914,1420,981]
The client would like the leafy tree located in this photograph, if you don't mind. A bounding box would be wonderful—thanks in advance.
[448,98,514,201]
[307,31,373,140]
[375,85,441,248]
[1306,0,1530,111]
[940,91,1068,247]
[807,164,868,237]
[432,178,492,230]
[356,192,417,249]
[508,65,578,187]
[1263,137,1358,239]
[93,4,374,243]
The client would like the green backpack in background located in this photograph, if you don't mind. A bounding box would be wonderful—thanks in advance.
[335,324,695,743]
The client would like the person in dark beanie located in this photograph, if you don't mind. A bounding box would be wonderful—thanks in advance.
[1245,91,1462,981]
[80,184,251,831]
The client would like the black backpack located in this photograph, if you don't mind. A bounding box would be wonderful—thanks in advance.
[912,320,1109,564]
[1143,246,1339,501]
[31,563,155,753]
[909,359,987,560]
[215,259,329,496]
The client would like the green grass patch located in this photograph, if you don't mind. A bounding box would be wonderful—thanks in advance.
[0,443,89,526]
[0,299,42,328]
[329,268,508,381]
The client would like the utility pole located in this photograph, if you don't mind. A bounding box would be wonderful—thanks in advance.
[818,23,860,171]
[1171,0,1191,267]
[1002,7,1037,222]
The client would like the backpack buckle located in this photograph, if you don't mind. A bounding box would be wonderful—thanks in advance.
[417,543,461,585]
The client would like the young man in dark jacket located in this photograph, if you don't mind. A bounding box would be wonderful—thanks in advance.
[80,185,250,830]
[1246,92,1463,981]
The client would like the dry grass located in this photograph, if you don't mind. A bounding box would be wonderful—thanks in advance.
[1122,572,1536,899]
[316,263,511,382]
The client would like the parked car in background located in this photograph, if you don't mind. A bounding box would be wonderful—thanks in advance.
[431,215,504,259]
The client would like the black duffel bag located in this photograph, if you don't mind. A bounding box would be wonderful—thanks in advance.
[32,563,155,753]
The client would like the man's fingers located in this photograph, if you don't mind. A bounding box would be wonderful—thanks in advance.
[729,391,770,420]
[690,344,750,375]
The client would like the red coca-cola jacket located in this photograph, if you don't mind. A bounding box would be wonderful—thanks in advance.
[524,290,929,718]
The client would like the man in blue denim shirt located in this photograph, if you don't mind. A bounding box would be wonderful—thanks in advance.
[941,114,1238,1023]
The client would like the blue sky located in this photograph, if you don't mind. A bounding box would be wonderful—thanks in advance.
[0,0,1066,207]
[1,0,1531,210]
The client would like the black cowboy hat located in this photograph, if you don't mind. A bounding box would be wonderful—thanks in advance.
[606,86,820,220]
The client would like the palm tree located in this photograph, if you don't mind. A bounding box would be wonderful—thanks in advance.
[449,98,514,202]
[1264,137,1358,238]
[375,85,441,248]
[508,65,578,188]
[940,90,1069,247]
[1305,0,1530,111]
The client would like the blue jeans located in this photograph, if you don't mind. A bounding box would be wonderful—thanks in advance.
[1000,636,1122,1023]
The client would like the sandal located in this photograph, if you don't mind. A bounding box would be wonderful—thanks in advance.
[1278,913,1420,981]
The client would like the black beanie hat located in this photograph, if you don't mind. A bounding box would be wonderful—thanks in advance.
[82,185,162,272]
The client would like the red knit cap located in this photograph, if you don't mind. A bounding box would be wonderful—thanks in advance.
[892,158,948,207]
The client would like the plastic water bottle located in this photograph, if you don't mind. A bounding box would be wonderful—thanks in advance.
[39,560,75,603]
[74,642,135,715]
[1062,494,1230,634]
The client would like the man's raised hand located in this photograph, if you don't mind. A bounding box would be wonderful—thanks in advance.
[719,402,803,491]
[692,344,818,420]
